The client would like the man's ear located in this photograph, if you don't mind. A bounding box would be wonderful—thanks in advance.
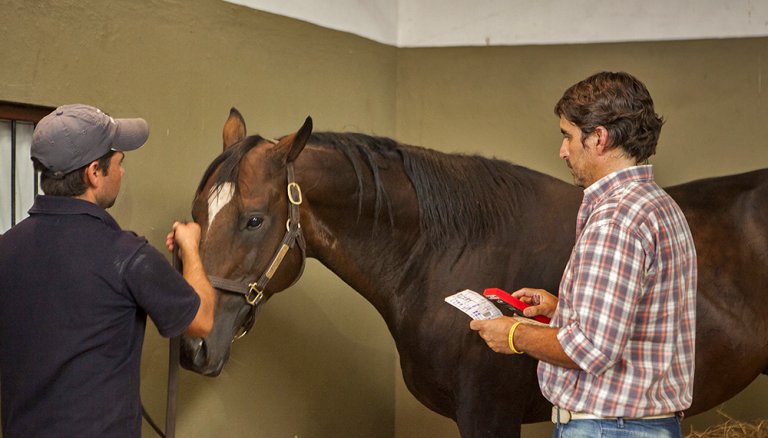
[593,126,609,154]
[84,161,100,187]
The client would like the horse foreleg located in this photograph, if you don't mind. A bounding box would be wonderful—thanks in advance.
[453,353,544,438]
[455,397,523,438]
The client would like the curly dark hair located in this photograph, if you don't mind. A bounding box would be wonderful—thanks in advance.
[554,71,664,163]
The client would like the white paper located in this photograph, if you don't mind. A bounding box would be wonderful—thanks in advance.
[444,289,502,320]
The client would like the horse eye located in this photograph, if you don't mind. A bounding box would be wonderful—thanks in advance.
[246,216,263,229]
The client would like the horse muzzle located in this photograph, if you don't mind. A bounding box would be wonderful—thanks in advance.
[180,336,228,377]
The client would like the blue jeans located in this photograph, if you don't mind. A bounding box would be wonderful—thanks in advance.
[552,416,682,438]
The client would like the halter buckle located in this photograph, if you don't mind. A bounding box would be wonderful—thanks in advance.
[246,283,264,306]
[287,182,302,205]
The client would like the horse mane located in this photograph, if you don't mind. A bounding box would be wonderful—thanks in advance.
[308,132,542,245]
[197,132,547,246]
[307,132,398,231]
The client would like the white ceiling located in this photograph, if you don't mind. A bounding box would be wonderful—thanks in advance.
[225,0,768,47]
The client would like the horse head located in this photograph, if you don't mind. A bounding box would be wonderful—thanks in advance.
[181,108,312,376]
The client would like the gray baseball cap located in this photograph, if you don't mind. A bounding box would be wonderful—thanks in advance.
[31,104,149,177]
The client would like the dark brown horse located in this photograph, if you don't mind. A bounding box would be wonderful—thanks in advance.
[181,108,768,437]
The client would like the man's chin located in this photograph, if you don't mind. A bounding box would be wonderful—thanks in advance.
[570,174,586,188]
[97,198,117,209]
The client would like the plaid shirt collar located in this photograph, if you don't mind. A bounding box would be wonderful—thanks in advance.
[583,165,654,207]
[577,166,654,234]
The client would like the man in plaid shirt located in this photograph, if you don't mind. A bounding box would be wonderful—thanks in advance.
[471,72,697,438]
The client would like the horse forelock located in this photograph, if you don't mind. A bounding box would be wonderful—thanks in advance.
[196,135,265,197]
[307,132,538,246]
[195,135,266,226]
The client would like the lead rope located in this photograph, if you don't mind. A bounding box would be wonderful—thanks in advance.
[165,244,182,438]
[141,245,182,438]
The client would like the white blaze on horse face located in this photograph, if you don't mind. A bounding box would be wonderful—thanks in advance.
[208,182,235,228]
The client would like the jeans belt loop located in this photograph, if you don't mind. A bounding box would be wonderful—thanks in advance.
[551,406,571,424]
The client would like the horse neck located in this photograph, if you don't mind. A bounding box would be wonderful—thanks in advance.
[292,140,583,327]
[294,143,422,314]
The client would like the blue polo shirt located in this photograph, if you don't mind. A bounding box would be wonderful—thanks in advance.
[0,195,200,437]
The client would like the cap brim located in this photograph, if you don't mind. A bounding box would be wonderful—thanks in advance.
[111,118,149,151]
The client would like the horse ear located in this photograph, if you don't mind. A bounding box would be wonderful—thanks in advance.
[223,107,247,151]
[278,116,313,164]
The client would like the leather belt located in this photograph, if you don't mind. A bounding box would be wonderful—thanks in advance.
[551,406,678,424]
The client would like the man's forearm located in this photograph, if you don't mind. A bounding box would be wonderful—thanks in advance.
[181,250,215,337]
[516,324,579,369]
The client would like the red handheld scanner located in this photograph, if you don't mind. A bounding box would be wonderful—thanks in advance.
[482,288,551,325]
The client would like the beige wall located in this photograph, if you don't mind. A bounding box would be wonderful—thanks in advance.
[1,1,767,437]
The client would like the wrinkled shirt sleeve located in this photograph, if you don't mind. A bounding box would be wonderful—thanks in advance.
[124,245,200,338]
[557,220,649,375]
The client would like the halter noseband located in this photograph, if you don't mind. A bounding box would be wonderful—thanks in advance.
[206,161,306,338]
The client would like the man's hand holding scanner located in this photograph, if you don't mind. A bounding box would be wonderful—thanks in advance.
[511,288,558,320]
[470,287,577,368]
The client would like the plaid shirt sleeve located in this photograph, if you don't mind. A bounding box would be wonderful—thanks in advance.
[557,219,650,375]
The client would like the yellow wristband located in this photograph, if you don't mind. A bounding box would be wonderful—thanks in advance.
[508,321,523,354]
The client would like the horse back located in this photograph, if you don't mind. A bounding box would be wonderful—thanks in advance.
[665,168,768,413]
[666,168,768,270]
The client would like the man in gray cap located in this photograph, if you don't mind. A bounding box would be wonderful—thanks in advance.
[0,104,214,437]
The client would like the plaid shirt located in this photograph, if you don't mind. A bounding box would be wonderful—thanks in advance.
[539,165,697,417]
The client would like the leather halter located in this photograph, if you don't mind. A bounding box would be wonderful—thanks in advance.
[206,161,306,338]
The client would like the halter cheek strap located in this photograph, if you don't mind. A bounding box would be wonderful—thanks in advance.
[207,162,306,338]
